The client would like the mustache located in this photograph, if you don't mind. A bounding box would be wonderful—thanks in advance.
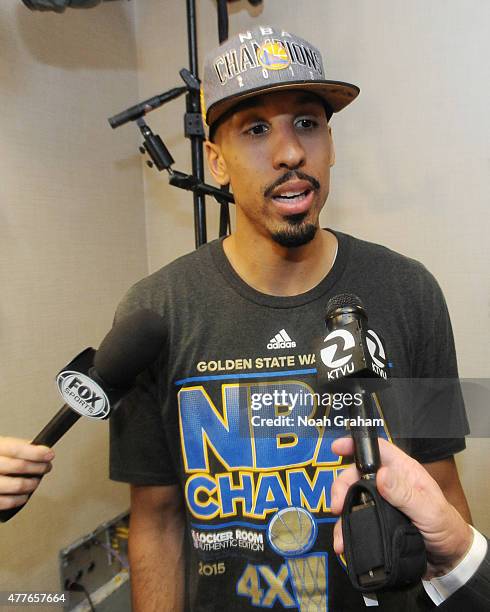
[264,170,320,199]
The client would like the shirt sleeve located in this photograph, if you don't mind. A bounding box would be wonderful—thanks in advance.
[422,526,488,605]
[109,287,178,486]
[408,273,469,464]
[109,361,179,485]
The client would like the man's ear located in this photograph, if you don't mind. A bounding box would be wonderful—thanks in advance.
[204,140,230,186]
[328,125,336,167]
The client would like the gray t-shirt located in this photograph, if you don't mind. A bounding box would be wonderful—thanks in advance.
[110,229,467,611]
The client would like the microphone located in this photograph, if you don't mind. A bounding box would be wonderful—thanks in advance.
[317,293,390,478]
[108,87,188,129]
[0,309,165,523]
[318,295,427,591]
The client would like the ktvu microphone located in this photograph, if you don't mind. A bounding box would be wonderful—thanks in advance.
[316,293,390,478]
[317,295,427,592]
[0,309,165,523]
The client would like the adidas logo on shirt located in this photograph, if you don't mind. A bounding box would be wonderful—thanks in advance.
[267,329,297,350]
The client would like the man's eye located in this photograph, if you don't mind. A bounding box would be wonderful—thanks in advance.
[295,118,318,129]
[246,123,268,136]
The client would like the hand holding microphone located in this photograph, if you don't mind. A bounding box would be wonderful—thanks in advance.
[0,310,165,523]
[331,437,474,579]
[317,294,427,592]
[0,437,54,513]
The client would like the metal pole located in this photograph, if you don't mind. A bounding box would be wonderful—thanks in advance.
[217,0,231,238]
[186,0,207,247]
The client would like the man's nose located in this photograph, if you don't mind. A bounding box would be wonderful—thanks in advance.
[271,126,306,170]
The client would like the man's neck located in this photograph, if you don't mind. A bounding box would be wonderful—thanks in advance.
[222,228,338,297]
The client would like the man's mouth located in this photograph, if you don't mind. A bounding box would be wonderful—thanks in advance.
[269,180,316,216]
[268,179,317,215]
[265,172,320,200]
[272,188,312,204]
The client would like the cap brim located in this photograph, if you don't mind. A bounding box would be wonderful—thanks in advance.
[206,80,360,127]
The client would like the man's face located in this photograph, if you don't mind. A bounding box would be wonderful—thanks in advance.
[205,90,335,248]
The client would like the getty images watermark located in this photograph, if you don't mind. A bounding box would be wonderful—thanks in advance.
[250,389,384,429]
[245,378,490,437]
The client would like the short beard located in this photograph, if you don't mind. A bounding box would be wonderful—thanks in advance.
[270,215,318,248]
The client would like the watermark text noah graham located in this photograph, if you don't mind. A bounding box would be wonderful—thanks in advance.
[249,390,384,429]
[251,414,385,428]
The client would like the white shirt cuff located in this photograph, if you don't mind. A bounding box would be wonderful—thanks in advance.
[422,526,488,606]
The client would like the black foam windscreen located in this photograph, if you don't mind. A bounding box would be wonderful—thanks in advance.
[325,293,364,319]
[94,310,166,388]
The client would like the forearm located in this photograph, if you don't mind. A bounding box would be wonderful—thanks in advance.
[129,504,185,611]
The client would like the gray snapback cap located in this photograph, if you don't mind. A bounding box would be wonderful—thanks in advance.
[201,25,360,127]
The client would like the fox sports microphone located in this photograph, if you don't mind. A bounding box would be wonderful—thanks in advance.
[0,309,165,523]
[317,293,390,478]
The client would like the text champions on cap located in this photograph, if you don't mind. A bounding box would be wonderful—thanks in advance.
[213,26,324,86]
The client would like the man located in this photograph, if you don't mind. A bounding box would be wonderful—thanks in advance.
[108,26,471,610]
[0,25,473,611]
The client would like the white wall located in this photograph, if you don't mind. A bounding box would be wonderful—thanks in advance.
[0,0,146,597]
[132,0,490,532]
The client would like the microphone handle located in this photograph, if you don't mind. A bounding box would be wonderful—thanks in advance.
[349,388,381,479]
[31,404,81,446]
[0,405,81,523]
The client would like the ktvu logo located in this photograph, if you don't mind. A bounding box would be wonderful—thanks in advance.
[320,329,355,380]
[366,329,388,379]
[56,371,110,419]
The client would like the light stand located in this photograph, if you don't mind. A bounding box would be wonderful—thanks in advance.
[108,0,264,248]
